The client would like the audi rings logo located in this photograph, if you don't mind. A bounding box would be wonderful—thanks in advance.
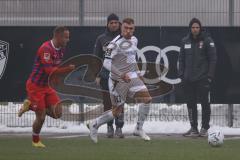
[0,40,9,79]
[104,39,181,84]
[137,45,181,85]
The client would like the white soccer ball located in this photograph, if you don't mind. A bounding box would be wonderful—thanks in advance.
[208,130,224,147]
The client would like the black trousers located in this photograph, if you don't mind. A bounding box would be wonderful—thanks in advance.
[100,77,124,128]
[183,78,211,130]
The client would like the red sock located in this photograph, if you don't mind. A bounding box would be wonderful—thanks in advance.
[32,133,40,143]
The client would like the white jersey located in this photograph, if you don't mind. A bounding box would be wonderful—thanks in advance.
[104,35,139,81]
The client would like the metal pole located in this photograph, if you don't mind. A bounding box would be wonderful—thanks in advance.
[78,97,85,124]
[79,0,84,26]
[229,0,234,26]
[227,104,233,127]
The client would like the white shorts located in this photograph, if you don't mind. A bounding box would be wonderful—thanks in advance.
[108,77,147,106]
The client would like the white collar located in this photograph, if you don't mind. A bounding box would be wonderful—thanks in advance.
[51,40,61,50]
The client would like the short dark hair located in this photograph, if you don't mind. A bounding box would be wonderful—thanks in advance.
[122,18,134,25]
[53,26,69,36]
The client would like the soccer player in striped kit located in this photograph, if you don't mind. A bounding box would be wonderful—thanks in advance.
[88,18,152,143]
[18,26,75,148]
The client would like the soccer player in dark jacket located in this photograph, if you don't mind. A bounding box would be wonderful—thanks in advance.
[179,18,217,137]
[93,13,124,138]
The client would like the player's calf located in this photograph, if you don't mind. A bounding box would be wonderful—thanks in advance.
[46,100,72,119]
[53,103,63,118]
[46,105,62,119]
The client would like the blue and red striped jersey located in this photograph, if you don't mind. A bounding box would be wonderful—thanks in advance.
[28,40,65,86]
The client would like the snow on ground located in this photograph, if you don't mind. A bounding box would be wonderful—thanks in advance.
[1,121,240,135]
[1,103,240,135]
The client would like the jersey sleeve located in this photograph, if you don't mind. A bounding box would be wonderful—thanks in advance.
[104,42,118,59]
[131,36,138,47]
[39,46,73,75]
[38,46,57,74]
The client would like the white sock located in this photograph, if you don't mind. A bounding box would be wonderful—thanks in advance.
[95,110,114,128]
[136,103,150,130]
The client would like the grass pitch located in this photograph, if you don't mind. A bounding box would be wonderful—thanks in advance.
[0,135,239,160]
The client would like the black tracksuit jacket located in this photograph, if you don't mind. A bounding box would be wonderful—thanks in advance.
[178,32,217,82]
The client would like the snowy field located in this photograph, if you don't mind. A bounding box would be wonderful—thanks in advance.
[1,103,240,135]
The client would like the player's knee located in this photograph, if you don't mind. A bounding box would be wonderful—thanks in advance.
[112,109,118,117]
[144,96,152,104]
[136,96,152,104]
[112,106,123,117]
[141,93,152,104]
[134,91,152,104]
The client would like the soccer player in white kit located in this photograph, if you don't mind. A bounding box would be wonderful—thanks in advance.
[88,18,152,143]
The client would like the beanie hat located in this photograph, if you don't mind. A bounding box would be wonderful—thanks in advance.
[107,13,119,24]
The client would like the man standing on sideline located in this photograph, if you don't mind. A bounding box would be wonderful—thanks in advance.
[178,18,217,137]
[18,26,75,147]
[89,18,152,143]
[93,13,124,138]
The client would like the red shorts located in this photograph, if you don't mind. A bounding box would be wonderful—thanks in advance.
[26,80,60,111]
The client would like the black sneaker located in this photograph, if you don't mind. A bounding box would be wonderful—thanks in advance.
[115,127,124,138]
[199,128,208,137]
[107,125,114,138]
[183,127,199,137]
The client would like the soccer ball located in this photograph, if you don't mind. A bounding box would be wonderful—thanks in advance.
[208,130,224,147]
